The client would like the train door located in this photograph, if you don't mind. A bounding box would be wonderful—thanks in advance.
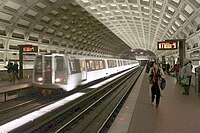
[44,55,52,83]
[33,55,43,83]
[80,60,87,81]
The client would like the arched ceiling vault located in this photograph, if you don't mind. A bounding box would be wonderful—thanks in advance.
[0,0,200,58]
[76,0,200,55]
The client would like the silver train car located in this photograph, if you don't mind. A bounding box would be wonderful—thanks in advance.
[32,53,139,96]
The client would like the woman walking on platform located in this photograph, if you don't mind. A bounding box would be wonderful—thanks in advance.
[149,62,165,107]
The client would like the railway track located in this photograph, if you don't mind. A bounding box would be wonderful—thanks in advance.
[9,66,142,133]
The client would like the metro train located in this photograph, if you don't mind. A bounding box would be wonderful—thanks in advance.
[32,53,139,96]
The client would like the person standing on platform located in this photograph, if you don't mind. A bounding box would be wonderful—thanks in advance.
[4,60,13,82]
[13,61,20,82]
[181,58,192,95]
[166,63,170,75]
[173,61,180,82]
[188,60,193,86]
[149,62,165,107]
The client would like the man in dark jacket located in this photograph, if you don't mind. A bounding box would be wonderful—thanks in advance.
[5,61,13,81]
[13,61,20,82]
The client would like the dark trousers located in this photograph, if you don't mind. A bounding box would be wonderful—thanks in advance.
[151,82,161,105]
[13,72,19,82]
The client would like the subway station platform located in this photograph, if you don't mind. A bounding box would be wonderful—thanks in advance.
[109,68,200,133]
[0,78,32,102]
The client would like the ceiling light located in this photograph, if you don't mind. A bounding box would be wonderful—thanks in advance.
[165,14,171,18]
[168,6,175,12]
[155,9,160,13]
[163,19,169,23]
[179,14,186,21]
[156,1,162,5]
[121,4,127,7]
[175,21,180,27]
[100,5,106,8]
[82,0,89,3]
[111,4,116,6]
[90,6,96,10]
[185,5,193,14]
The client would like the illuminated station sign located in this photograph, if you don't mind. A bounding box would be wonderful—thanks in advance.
[22,45,38,52]
[157,42,177,50]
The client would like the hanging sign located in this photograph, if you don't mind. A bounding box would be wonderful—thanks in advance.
[157,42,177,50]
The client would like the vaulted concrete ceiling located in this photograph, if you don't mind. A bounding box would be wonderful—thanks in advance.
[75,0,200,56]
[0,0,200,58]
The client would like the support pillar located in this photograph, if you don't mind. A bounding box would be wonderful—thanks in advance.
[178,40,186,68]
[19,45,23,79]
[162,56,165,64]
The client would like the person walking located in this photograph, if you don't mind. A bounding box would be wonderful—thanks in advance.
[13,61,20,82]
[149,62,165,107]
[173,61,180,82]
[181,58,192,95]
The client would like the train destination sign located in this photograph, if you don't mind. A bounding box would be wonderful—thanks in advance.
[157,42,177,50]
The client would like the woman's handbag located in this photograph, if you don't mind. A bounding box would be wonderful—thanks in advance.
[181,77,189,85]
[160,78,166,90]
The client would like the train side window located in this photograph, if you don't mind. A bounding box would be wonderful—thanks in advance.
[86,60,95,71]
[114,60,117,67]
[89,60,95,71]
[94,60,100,70]
[107,60,111,68]
[69,59,76,71]
[99,60,105,69]
[80,60,86,71]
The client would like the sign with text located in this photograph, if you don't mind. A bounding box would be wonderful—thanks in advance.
[157,42,177,50]
[22,45,38,52]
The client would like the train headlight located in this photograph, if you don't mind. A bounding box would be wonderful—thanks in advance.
[55,78,61,83]
[38,77,43,82]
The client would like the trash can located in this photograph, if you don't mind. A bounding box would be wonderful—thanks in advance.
[195,66,200,92]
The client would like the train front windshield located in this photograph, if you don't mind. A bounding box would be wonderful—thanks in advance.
[34,55,52,83]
